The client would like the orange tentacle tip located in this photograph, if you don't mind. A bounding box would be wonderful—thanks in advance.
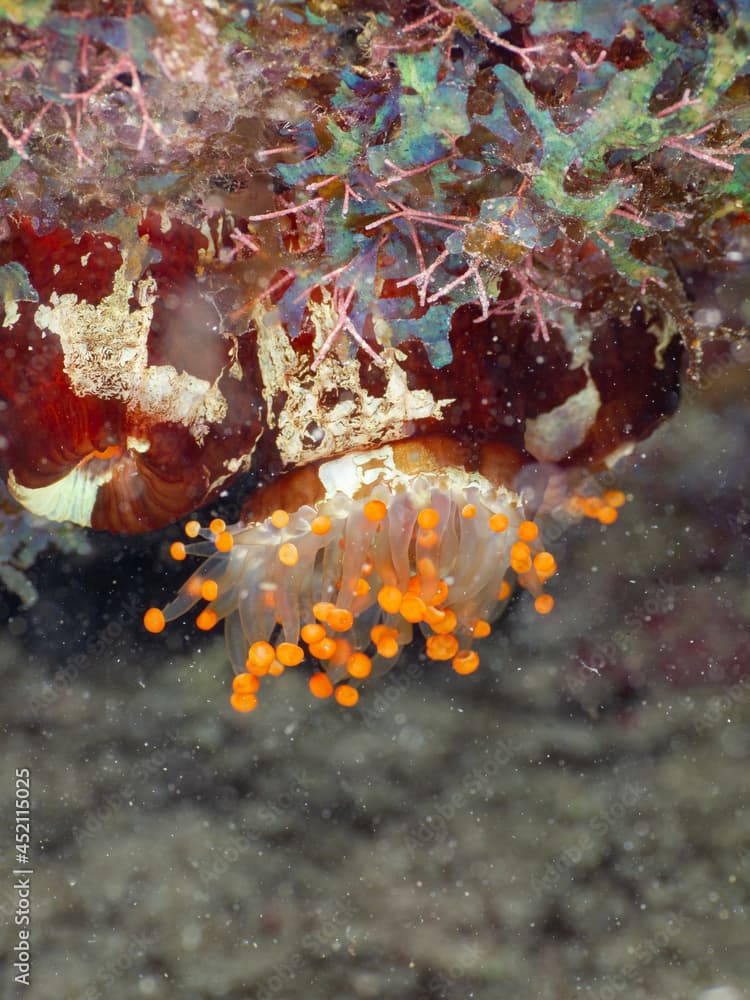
[426,633,459,661]
[271,509,290,528]
[429,607,457,635]
[196,609,218,631]
[534,593,555,615]
[276,642,305,667]
[452,649,480,675]
[417,507,440,530]
[510,541,532,574]
[232,673,260,695]
[604,489,627,508]
[489,512,509,532]
[170,541,187,561]
[143,607,166,634]
[310,515,332,535]
[423,603,446,628]
[215,530,234,552]
[246,640,275,674]
[364,499,387,522]
[377,584,403,615]
[518,520,539,542]
[308,636,337,659]
[335,684,359,707]
[471,619,491,639]
[533,552,557,578]
[371,623,397,643]
[312,601,335,623]
[376,635,400,658]
[581,497,603,518]
[278,542,299,566]
[230,691,258,713]
[309,672,334,699]
[300,622,326,645]
[400,593,426,623]
[347,651,372,679]
[327,608,354,632]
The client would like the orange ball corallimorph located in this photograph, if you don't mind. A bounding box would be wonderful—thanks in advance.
[144,437,621,712]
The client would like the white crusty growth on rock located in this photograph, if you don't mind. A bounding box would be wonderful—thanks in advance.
[32,249,228,445]
[8,236,240,528]
[254,289,454,469]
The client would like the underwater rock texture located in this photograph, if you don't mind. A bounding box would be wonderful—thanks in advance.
[0,2,749,995]
[1,0,747,534]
